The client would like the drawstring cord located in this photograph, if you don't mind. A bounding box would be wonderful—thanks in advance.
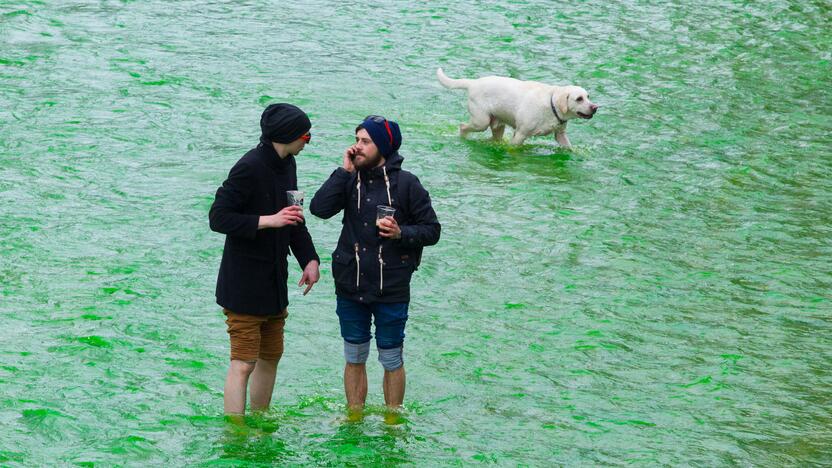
[355,172,362,288]
[356,172,362,210]
[383,166,392,205]
[354,166,394,293]
[354,243,360,288]
[378,245,384,291]
[380,166,392,292]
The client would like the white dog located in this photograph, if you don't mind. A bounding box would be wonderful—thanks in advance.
[436,68,598,147]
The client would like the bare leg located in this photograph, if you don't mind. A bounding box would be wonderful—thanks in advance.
[382,366,406,409]
[224,360,256,415]
[249,358,278,411]
[382,366,406,425]
[344,363,368,418]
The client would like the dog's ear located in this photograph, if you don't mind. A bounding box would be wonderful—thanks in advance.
[556,92,569,116]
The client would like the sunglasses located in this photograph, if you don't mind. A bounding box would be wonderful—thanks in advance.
[364,115,393,145]
[299,132,311,143]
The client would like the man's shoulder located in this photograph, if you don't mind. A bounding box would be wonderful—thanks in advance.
[243,144,269,161]
[396,169,426,190]
[234,146,268,169]
[397,169,420,183]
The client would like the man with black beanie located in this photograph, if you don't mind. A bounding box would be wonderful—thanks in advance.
[209,103,320,416]
[310,115,440,422]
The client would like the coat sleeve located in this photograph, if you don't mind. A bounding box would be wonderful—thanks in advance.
[398,174,441,248]
[310,167,353,219]
[289,223,320,268]
[208,161,259,239]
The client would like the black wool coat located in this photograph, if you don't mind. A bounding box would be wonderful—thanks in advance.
[209,140,319,316]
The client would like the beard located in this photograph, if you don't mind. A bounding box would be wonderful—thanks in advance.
[354,151,383,170]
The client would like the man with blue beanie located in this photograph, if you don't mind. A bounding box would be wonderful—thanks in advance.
[310,115,440,421]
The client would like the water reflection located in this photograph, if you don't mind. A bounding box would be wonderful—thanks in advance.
[321,407,412,466]
[462,139,577,182]
[216,414,293,465]
[213,406,413,465]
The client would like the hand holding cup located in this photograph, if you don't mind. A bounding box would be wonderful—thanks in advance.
[376,205,400,239]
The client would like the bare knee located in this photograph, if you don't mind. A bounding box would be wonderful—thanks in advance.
[230,359,256,377]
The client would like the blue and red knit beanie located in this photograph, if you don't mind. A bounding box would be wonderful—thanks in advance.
[360,115,402,157]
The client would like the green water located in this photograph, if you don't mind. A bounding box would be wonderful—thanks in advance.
[2,1,831,465]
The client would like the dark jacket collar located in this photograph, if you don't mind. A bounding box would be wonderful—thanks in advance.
[256,138,294,173]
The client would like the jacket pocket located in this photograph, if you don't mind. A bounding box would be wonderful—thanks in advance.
[332,248,357,294]
[218,250,278,311]
[379,256,415,297]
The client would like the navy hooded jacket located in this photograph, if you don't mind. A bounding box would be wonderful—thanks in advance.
[310,152,440,303]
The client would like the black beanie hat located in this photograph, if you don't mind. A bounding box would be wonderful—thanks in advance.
[360,115,402,157]
[260,103,311,143]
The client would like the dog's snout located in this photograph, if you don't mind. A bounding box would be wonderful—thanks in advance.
[590,104,599,113]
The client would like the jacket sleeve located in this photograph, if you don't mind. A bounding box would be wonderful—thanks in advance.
[310,167,352,219]
[289,223,320,268]
[398,175,441,248]
[208,161,259,239]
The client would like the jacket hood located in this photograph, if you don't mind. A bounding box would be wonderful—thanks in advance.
[385,151,404,170]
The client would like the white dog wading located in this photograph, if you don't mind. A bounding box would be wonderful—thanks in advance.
[436,68,598,147]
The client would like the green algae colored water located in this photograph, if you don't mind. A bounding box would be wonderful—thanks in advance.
[1,1,830,465]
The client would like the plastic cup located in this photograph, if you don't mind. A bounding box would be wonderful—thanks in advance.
[287,190,304,207]
[376,205,396,227]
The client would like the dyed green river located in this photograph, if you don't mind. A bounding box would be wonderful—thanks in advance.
[2,1,830,465]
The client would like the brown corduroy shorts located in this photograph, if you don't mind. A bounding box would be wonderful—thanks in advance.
[223,308,288,362]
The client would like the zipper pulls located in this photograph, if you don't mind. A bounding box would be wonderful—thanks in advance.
[356,173,362,211]
[378,245,384,291]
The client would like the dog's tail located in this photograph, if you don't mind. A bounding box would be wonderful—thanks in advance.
[436,68,471,90]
